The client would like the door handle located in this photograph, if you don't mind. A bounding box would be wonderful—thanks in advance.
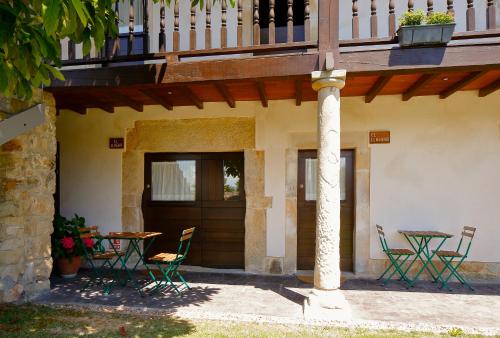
[146,184,151,189]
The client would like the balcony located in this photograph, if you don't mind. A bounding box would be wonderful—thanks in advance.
[50,0,500,112]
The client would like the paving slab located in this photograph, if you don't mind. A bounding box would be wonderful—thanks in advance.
[36,271,500,335]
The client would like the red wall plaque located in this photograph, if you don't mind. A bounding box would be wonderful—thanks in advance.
[109,137,124,149]
[369,131,390,144]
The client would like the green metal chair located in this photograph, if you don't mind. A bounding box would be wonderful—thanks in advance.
[376,225,415,285]
[149,227,195,295]
[78,226,123,291]
[434,226,476,291]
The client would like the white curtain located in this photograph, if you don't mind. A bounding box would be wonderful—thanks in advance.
[305,158,317,201]
[305,157,347,201]
[152,161,196,201]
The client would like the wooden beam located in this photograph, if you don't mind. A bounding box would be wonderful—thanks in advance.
[182,86,203,109]
[214,82,235,108]
[479,78,500,97]
[140,89,173,110]
[256,81,268,108]
[91,101,114,113]
[56,103,86,115]
[295,79,303,106]
[439,71,487,99]
[110,91,144,112]
[402,74,438,101]
[338,44,500,75]
[365,75,392,103]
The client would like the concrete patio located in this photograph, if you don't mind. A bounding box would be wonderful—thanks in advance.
[36,271,500,335]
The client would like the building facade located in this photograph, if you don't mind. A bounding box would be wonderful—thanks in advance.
[50,0,500,297]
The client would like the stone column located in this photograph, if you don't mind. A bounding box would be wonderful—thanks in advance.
[304,69,350,320]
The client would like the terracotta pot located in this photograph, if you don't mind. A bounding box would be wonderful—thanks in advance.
[57,256,81,278]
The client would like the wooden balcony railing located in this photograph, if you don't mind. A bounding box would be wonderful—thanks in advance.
[62,0,317,65]
[61,0,498,66]
[343,0,497,42]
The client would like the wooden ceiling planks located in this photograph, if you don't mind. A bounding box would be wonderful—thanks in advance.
[51,69,500,114]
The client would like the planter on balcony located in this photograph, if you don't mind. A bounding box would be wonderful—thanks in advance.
[397,23,455,47]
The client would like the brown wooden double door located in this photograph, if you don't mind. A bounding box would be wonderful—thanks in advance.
[142,152,245,268]
[297,150,355,271]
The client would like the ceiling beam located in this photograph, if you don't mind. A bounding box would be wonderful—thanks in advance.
[110,91,144,112]
[256,81,268,108]
[478,78,500,97]
[56,103,86,115]
[182,86,203,109]
[214,82,235,108]
[89,100,114,113]
[439,71,487,99]
[295,79,303,106]
[140,89,173,110]
[365,75,392,103]
[402,73,438,101]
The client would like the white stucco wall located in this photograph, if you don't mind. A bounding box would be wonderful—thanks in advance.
[57,91,500,266]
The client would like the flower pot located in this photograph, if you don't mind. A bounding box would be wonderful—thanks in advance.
[397,23,455,47]
[56,256,81,278]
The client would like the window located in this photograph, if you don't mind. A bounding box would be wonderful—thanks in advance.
[223,159,242,201]
[151,161,196,201]
[305,157,346,201]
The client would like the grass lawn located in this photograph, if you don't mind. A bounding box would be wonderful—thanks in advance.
[0,304,489,338]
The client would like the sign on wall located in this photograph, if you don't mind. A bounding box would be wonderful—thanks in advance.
[109,137,124,149]
[369,131,390,144]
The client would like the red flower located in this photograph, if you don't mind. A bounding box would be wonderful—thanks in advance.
[83,238,94,249]
[61,237,75,250]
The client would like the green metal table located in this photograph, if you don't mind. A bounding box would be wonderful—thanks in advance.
[102,231,162,296]
[398,230,453,287]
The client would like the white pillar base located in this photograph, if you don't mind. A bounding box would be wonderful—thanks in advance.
[303,288,352,321]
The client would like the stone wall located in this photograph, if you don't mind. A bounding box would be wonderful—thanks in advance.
[0,90,56,302]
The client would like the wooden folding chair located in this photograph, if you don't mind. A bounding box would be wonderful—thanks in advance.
[434,226,476,291]
[149,227,195,295]
[78,226,123,291]
[376,225,415,285]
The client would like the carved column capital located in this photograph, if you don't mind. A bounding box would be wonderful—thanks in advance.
[311,69,347,91]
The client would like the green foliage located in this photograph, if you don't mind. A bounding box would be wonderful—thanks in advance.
[399,10,455,27]
[426,11,455,24]
[399,10,426,26]
[51,214,91,260]
[0,0,234,101]
[448,327,464,337]
[0,0,118,100]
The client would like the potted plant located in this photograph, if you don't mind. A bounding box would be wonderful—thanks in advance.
[397,10,455,47]
[52,214,95,278]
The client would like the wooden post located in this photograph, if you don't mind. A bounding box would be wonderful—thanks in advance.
[222,0,227,48]
[269,0,275,44]
[237,0,243,46]
[68,41,75,60]
[159,0,166,52]
[318,0,339,70]
[112,0,120,57]
[388,0,395,37]
[173,1,180,51]
[427,0,433,15]
[466,0,475,31]
[253,0,260,45]
[370,0,377,38]
[304,0,310,41]
[408,0,414,12]
[206,1,212,49]
[487,0,496,30]
[143,0,149,54]
[287,0,294,43]
[352,0,359,39]
[447,0,454,15]
[190,5,197,50]
[128,0,135,55]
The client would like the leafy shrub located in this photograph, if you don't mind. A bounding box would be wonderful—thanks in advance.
[399,10,426,26]
[448,327,464,337]
[52,214,95,261]
[427,12,455,24]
